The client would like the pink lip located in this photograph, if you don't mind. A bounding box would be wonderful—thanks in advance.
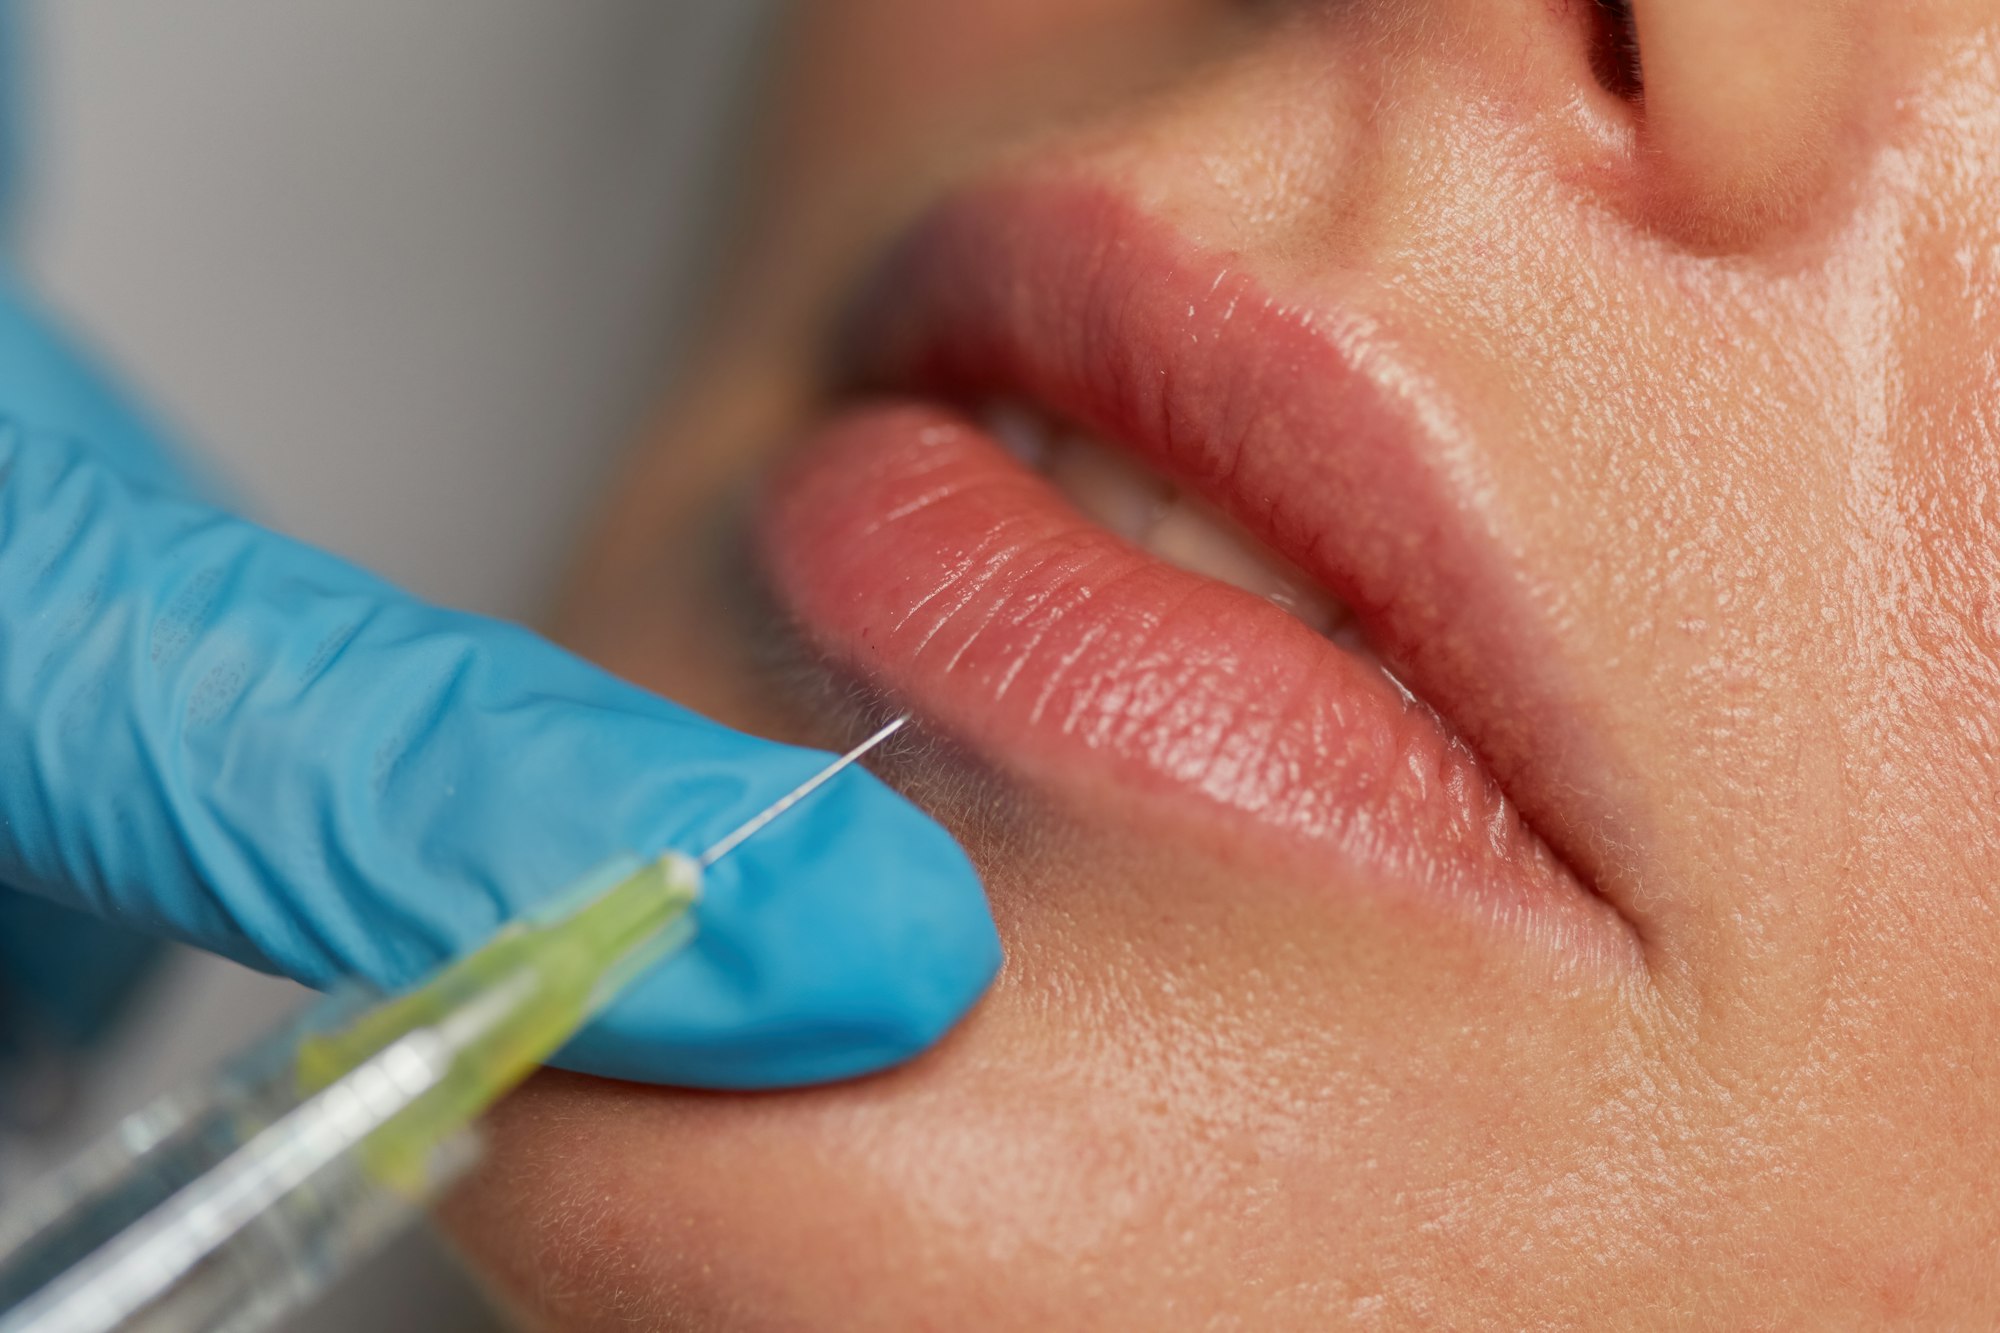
[758,182,1634,963]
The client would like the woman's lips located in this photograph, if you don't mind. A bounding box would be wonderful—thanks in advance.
[755,182,1637,961]
[760,404,1625,959]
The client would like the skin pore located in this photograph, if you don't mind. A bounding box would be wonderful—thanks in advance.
[445,2,2000,1327]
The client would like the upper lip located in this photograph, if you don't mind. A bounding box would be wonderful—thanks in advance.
[838,178,1622,923]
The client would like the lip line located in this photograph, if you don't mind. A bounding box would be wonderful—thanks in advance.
[835,179,1631,944]
[843,201,1475,633]
[757,398,1642,976]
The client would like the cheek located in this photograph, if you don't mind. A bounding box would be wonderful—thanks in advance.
[446,856,1245,1326]
[455,1037,1341,1330]
[445,834,1649,1330]
[1351,174,1862,873]
[451,998,1256,1329]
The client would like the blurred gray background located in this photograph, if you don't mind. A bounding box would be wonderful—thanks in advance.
[6,2,774,1326]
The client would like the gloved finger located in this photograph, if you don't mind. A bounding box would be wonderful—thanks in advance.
[0,18,190,1061]
[0,419,1001,1088]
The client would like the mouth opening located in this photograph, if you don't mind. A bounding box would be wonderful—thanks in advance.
[976,398,1377,657]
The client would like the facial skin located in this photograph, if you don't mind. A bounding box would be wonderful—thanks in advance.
[446,2,2000,1327]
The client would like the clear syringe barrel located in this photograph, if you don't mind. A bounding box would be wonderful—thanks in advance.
[0,853,699,1333]
[0,987,471,1333]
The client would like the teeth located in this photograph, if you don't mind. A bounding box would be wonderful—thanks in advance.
[1146,500,1343,636]
[981,399,1052,469]
[979,400,1349,640]
[1046,432,1171,541]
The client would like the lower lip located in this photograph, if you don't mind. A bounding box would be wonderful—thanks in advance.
[758,400,1628,958]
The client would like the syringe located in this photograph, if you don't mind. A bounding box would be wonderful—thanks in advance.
[0,716,910,1333]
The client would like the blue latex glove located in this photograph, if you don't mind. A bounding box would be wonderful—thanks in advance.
[0,6,180,1091]
[0,274,1001,1090]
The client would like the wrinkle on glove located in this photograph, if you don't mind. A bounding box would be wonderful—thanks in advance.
[0,50,190,1066]
[0,415,1000,1088]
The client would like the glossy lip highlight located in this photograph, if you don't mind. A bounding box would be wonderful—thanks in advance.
[757,180,1640,970]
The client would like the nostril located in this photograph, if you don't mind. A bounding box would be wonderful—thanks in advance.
[1586,0,1643,103]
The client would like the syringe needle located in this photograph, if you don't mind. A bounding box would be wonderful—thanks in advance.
[696,715,911,869]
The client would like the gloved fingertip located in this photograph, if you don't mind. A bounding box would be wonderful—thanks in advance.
[791,772,1004,1056]
[559,760,1002,1091]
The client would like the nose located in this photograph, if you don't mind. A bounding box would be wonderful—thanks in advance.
[1007,0,1866,255]
[1630,0,1863,244]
